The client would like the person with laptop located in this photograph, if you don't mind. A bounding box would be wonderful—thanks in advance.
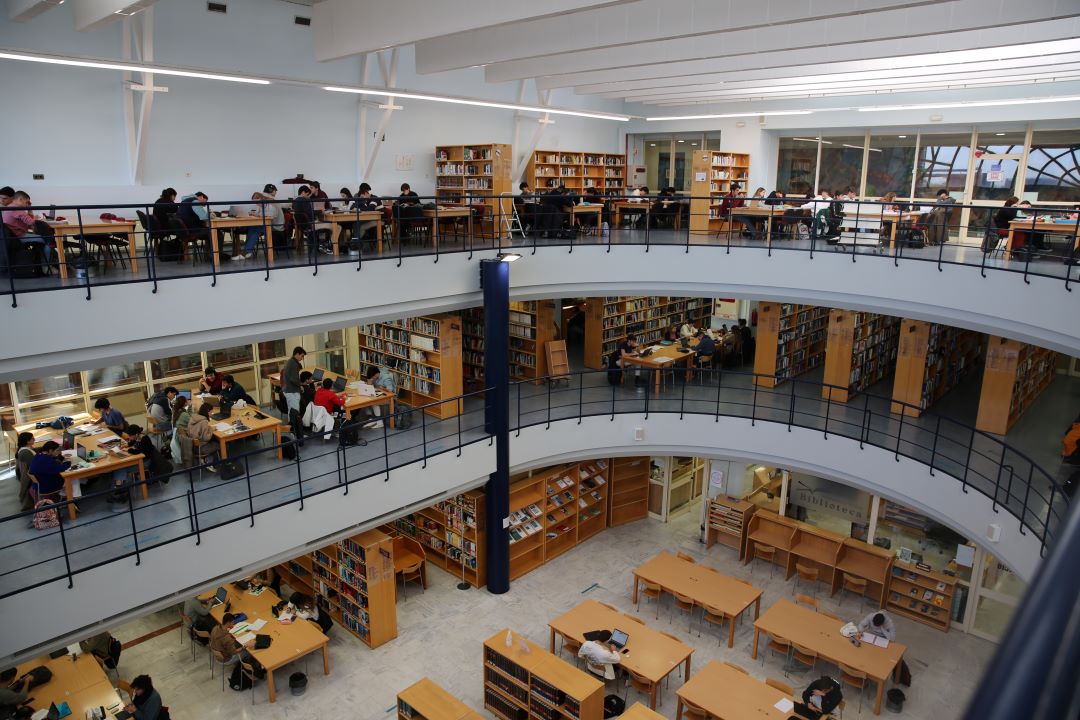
[219,375,250,405]
[122,674,163,720]
[28,441,70,503]
[92,397,127,433]
[199,367,225,395]
[694,329,716,364]
[618,335,644,387]
[577,630,622,680]
[349,183,383,250]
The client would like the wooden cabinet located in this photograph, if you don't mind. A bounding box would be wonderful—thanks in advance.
[887,560,956,632]
[891,320,983,417]
[583,296,713,369]
[705,496,755,559]
[483,629,603,720]
[358,314,463,418]
[609,456,650,526]
[975,337,1057,434]
[526,150,626,193]
[753,302,828,388]
[398,677,483,720]
[821,309,900,402]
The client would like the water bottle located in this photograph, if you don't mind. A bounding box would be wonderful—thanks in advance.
[601,221,609,237]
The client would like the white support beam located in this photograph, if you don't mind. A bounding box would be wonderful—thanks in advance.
[364,49,398,181]
[356,54,369,184]
[513,88,552,183]
[119,7,158,184]
[7,0,63,22]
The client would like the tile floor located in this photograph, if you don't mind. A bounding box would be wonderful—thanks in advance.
[109,510,995,720]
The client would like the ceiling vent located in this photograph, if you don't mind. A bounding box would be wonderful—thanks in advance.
[294,16,311,26]
[207,2,227,14]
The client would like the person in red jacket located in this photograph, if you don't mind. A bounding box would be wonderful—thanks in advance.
[313,378,346,416]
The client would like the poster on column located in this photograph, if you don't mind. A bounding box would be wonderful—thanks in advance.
[712,298,738,326]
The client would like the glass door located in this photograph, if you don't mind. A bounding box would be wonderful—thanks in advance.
[966,130,1027,238]
[636,133,712,193]
[967,551,1025,642]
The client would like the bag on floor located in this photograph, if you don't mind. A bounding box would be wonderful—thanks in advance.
[280,433,298,461]
[32,499,59,530]
[229,664,253,691]
[603,694,625,719]
[393,402,414,430]
[606,351,622,386]
[218,459,244,480]
[9,243,48,278]
[338,420,365,446]
[156,238,182,262]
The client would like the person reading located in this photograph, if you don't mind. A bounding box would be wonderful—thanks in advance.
[794,676,842,719]
[577,630,621,680]
[858,610,896,641]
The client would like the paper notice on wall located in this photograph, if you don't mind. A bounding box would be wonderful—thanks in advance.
[694,171,707,182]
[955,544,975,567]
[709,468,724,489]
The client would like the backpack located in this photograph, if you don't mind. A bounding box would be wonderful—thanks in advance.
[603,694,625,719]
[338,420,365,446]
[33,499,59,530]
[229,664,254,691]
[219,460,244,480]
[280,433,297,461]
[156,237,182,262]
[607,351,622,386]
[9,243,48,278]
[1061,422,1080,462]
[392,403,414,430]
[104,636,122,669]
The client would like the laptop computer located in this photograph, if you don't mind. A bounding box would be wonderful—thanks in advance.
[208,586,228,608]
[638,347,655,358]
[211,398,234,421]
[332,377,347,393]
[177,389,192,402]
[312,368,325,381]
[610,629,629,649]
[679,337,691,350]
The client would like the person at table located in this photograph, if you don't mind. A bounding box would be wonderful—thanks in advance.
[186,404,219,473]
[695,329,716,361]
[994,197,1029,255]
[183,594,217,641]
[281,347,307,415]
[219,374,250,405]
[577,630,621,680]
[250,566,279,593]
[795,676,842,719]
[211,614,264,677]
[233,184,287,260]
[538,186,573,239]
[857,610,896,641]
[650,187,679,229]
[337,187,353,210]
[93,397,126,433]
[292,185,328,257]
[313,377,346,416]
[152,188,179,230]
[199,366,224,395]
[0,186,13,206]
[79,631,116,664]
[28,440,70,502]
[16,432,36,511]
[765,190,786,206]
[518,181,538,234]
[618,335,643,387]
[109,424,168,505]
[356,366,388,428]
[0,667,32,709]
[168,395,191,466]
[349,183,383,249]
[290,592,333,633]
[394,183,423,232]
[145,386,178,450]
[178,192,211,245]
[1,190,54,264]
[309,180,331,212]
[123,674,163,720]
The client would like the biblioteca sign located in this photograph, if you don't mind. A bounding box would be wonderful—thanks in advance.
[792,476,867,522]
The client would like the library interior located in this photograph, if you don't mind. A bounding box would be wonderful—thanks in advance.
[1,3,1079,720]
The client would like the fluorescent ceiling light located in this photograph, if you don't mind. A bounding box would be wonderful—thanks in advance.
[0,51,270,84]
[842,143,881,153]
[645,110,812,121]
[858,95,1080,112]
[995,132,1006,136]
[324,86,629,121]
[898,135,907,138]
[792,137,831,144]
[677,139,685,143]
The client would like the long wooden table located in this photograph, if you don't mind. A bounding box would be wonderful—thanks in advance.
[205,583,329,702]
[47,220,139,279]
[569,203,602,229]
[727,204,800,244]
[323,210,385,255]
[676,660,794,720]
[612,200,650,229]
[422,206,473,246]
[208,214,274,269]
[267,367,396,427]
[22,415,147,520]
[207,403,286,460]
[622,703,666,720]
[15,652,123,717]
[620,343,697,393]
[548,599,693,709]
[752,599,905,715]
[632,551,762,648]
[1006,218,1080,255]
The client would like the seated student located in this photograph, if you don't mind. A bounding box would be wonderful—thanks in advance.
[354,366,386,428]
[618,335,643,386]
[309,180,331,212]
[109,424,168,505]
[93,397,127,433]
[538,186,573,238]
[994,196,1030,255]
[2,190,54,264]
[178,192,211,244]
[164,397,189,464]
[694,329,716,361]
[211,614,265,689]
[795,676,842,719]
[518,181,538,233]
[232,191,280,260]
[79,631,116,664]
[219,374,250,404]
[292,185,329,257]
[186,404,219,472]
[16,432,37,511]
[124,675,163,720]
[290,592,333,633]
[145,386,177,451]
[337,187,353,210]
[349,183,383,248]
[28,441,69,503]
[765,190,786,206]
[249,566,279,593]
[313,378,346,416]
[393,183,423,232]
[0,667,32,709]
[298,371,317,418]
[304,378,342,438]
[577,630,621,680]
[199,366,225,395]
[650,188,679,228]
[371,365,397,396]
[858,610,896,641]
[183,594,217,640]
[152,188,179,230]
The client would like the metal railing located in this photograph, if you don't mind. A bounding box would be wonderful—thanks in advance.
[0,368,1067,603]
[1,195,1078,306]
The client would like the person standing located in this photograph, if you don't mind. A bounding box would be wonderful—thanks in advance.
[282,346,307,416]
[16,432,37,511]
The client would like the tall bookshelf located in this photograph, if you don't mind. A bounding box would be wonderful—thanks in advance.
[398,678,484,720]
[277,529,397,648]
[752,302,829,388]
[890,321,983,417]
[483,629,604,720]
[707,152,751,225]
[507,459,611,580]
[435,143,513,213]
[609,456,650,527]
[582,296,713,369]
[525,150,626,193]
[393,490,487,588]
[821,309,901,402]
[461,300,558,390]
[975,338,1057,434]
[887,560,956,632]
[358,314,463,419]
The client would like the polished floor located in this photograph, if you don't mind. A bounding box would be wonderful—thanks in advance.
[107,509,996,720]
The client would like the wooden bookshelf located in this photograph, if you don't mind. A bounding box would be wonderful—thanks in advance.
[398,677,484,720]
[609,456,649,527]
[393,490,488,589]
[706,152,751,226]
[507,459,611,580]
[705,496,756,559]
[891,321,983,417]
[833,539,894,608]
[483,629,604,720]
[822,309,900,402]
[435,143,513,216]
[887,559,956,632]
[526,150,626,193]
[462,300,558,390]
[583,296,713,369]
[359,314,463,419]
[283,529,397,648]
[753,302,829,388]
[975,337,1057,434]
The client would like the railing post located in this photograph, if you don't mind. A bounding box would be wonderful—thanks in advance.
[643,372,650,420]
[126,485,141,566]
[545,378,552,429]
[383,417,391,481]
[188,474,201,545]
[928,415,941,476]
[577,373,584,424]
[145,205,160,294]
[456,406,463,457]
[1018,465,1034,536]
[787,379,795,431]
[611,377,617,421]
[823,387,831,439]
[244,454,255,526]
[433,205,440,264]
[516,382,522,437]
[420,408,428,469]
[751,379,759,426]
[1042,485,1056,556]
[294,444,305,510]
[76,207,92,302]
[714,365,723,422]
[992,444,1008,511]
[338,442,350,495]
[679,365,687,419]
[859,391,869,449]
[894,406,905,461]
[56,506,75,589]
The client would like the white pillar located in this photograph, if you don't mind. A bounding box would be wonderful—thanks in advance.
[778,469,790,517]
[867,494,881,543]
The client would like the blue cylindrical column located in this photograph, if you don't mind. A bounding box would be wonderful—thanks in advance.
[481,259,510,594]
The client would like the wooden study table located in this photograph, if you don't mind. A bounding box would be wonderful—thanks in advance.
[621,703,666,720]
[422,206,473,246]
[548,599,693,710]
[207,214,274,269]
[612,200,650,228]
[398,677,484,720]
[569,203,602,229]
[208,404,285,460]
[267,367,396,427]
[22,415,147,521]
[15,652,123,718]
[204,583,330,703]
[620,343,697,393]
[727,205,799,244]
[1006,218,1080,256]
[392,535,427,588]
[752,599,906,715]
[47,219,138,279]
[632,551,762,648]
[675,660,794,720]
[323,210,384,255]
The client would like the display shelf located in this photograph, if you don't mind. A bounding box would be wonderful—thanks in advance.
[608,456,649,526]
[886,560,956,631]
[822,309,900,403]
[397,677,484,720]
[975,337,1057,434]
[891,320,983,417]
[358,314,463,418]
[583,296,713,369]
[526,150,626,192]
[705,496,756,559]
[753,302,829,388]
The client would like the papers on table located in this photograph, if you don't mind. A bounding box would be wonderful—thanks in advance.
[774,698,795,713]
[215,422,232,432]
[653,356,675,364]
[861,632,890,648]
[235,632,256,646]
[82,426,108,436]
[248,619,267,631]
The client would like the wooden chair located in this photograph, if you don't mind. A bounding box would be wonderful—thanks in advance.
[561,637,582,664]
[766,677,794,695]
[693,355,713,384]
[762,634,791,668]
[399,560,424,600]
[723,661,748,674]
[116,679,133,697]
[701,603,727,646]
[819,610,842,621]
[179,610,193,645]
[841,573,870,609]
[623,667,658,708]
[239,659,260,705]
[676,551,696,563]
[344,368,359,380]
[838,663,869,713]
[751,543,776,577]
[794,563,820,597]
[190,626,212,665]
[681,698,709,720]
[638,581,663,619]
[795,593,819,611]
[671,591,697,633]
[211,648,238,691]
[787,643,818,676]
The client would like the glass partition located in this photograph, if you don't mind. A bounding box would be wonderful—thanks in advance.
[915,132,971,198]
[776,136,818,196]
[1025,129,1080,203]
[866,134,918,197]
[817,135,865,194]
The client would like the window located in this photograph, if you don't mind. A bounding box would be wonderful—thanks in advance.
[1025,129,1080,203]
[87,364,146,392]
[258,340,287,361]
[776,137,818,196]
[817,136,865,195]
[915,133,971,198]
[206,344,253,367]
[150,352,203,379]
[975,130,1025,155]
[866,134,917,197]
[14,373,81,403]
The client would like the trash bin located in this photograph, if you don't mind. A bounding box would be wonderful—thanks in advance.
[289,672,308,696]
[886,688,906,713]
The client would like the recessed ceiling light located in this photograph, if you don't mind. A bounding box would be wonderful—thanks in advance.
[995,132,1006,136]
[691,143,697,146]
[898,135,907,138]
[649,143,656,147]
[677,140,685,143]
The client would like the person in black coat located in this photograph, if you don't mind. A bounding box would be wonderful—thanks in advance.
[795,676,842,719]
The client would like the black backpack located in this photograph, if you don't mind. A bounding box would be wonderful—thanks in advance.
[104,636,122,669]
[9,243,48,278]
[607,351,622,385]
[157,237,182,262]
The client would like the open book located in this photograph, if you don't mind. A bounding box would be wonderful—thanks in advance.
[861,632,890,648]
